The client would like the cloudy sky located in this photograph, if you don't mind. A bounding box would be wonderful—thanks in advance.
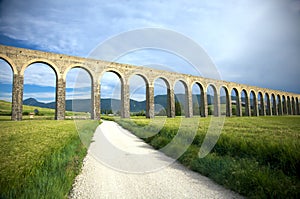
[0,0,300,102]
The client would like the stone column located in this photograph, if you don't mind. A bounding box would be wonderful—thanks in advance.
[253,95,259,116]
[121,83,130,118]
[296,99,299,115]
[277,98,283,115]
[214,91,220,117]
[267,97,272,116]
[226,93,232,117]
[236,95,242,117]
[283,99,287,115]
[146,85,154,118]
[202,91,208,117]
[185,86,193,118]
[11,74,24,121]
[273,98,278,116]
[91,81,101,120]
[245,95,251,116]
[55,78,66,120]
[167,88,175,118]
[260,96,265,116]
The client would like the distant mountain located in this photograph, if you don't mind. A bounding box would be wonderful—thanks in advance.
[23,94,248,113]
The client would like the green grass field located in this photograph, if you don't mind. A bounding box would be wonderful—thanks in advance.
[0,119,99,198]
[0,100,89,119]
[102,115,300,198]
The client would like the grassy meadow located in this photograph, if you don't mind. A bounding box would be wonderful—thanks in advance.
[0,100,89,120]
[102,115,300,198]
[0,117,99,198]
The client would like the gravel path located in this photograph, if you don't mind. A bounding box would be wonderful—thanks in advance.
[69,121,242,199]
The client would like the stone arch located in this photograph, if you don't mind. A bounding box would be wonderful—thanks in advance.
[23,62,58,119]
[154,77,173,117]
[65,67,94,119]
[241,89,250,116]
[287,96,291,115]
[220,85,230,116]
[99,69,125,85]
[264,93,271,115]
[296,97,299,115]
[282,95,287,115]
[277,94,282,115]
[128,73,149,118]
[20,59,60,79]
[207,84,219,116]
[292,97,296,115]
[63,64,95,82]
[271,93,277,116]
[257,91,265,116]
[250,90,258,116]
[0,55,17,74]
[100,69,127,118]
[174,79,189,117]
[192,81,206,117]
[231,88,241,116]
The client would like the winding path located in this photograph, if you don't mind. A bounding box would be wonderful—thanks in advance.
[69,121,242,199]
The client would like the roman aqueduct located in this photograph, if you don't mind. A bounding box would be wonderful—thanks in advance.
[0,44,299,121]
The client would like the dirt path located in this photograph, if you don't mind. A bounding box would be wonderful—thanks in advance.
[69,121,242,199]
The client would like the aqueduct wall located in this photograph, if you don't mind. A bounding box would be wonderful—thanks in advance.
[0,44,299,121]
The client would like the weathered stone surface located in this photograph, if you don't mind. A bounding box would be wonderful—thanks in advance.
[0,44,299,120]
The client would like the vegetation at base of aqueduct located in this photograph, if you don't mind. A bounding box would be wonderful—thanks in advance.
[102,115,300,198]
[0,119,99,198]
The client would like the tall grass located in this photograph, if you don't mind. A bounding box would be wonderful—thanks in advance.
[0,120,99,198]
[106,116,300,198]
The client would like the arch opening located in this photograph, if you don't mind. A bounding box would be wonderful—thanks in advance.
[154,78,169,117]
[220,86,229,116]
[174,80,188,117]
[250,91,257,116]
[100,71,122,117]
[129,75,147,117]
[271,94,277,116]
[0,59,13,118]
[65,67,92,119]
[257,92,264,116]
[241,89,249,116]
[23,63,57,119]
[192,82,204,117]
[287,96,291,115]
[282,96,287,115]
[207,84,219,116]
[231,88,240,116]
[277,95,282,115]
[264,93,271,116]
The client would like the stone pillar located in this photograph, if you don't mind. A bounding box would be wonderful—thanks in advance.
[185,86,193,118]
[121,83,130,118]
[283,99,287,115]
[55,78,66,120]
[273,98,278,116]
[146,85,154,118]
[91,81,101,120]
[277,98,283,115]
[202,91,208,117]
[11,74,23,121]
[296,99,299,115]
[292,99,296,115]
[260,96,265,116]
[214,91,220,117]
[253,95,259,116]
[226,93,232,117]
[167,88,175,118]
[267,97,272,116]
[245,95,251,116]
[236,95,242,117]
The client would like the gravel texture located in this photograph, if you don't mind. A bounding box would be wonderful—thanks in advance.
[69,121,242,199]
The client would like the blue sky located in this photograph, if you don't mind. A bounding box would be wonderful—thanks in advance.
[0,0,300,102]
